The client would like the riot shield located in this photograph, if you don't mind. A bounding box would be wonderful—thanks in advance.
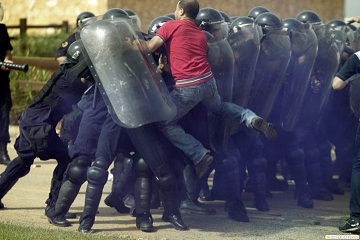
[206,32,235,152]
[314,35,341,120]
[207,38,234,102]
[228,22,261,107]
[247,30,291,120]
[297,33,341,129]
[354,28,360,51]
[349,74,360,119]
[280,26,318,131]
[79,17,176,128]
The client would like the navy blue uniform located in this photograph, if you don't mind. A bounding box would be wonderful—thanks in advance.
[0,64,88,209]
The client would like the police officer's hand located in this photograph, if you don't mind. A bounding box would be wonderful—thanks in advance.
[1,60,13,71]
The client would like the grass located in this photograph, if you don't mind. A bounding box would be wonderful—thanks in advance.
[0,222,132,240]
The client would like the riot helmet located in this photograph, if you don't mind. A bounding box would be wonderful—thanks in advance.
[248,6,270,20]
[103,8,130,20]
[326,19,346,31]
[326,19,347,52]
[148,16,173,36]
[282,18,302,31]
[283,18,313,55]
[230,16,239,24]
[296,10,322,24]
[255,12,283,34]
[196,7,229,39]
[230,16,255,38]
[296,10,325,39]
[230,16,254,29]
[230,16,263,39]
[219,11,231,25]
[125,9,142,28]
[76,11,95,27]
[0,3,4,22]
[65,40,83,64]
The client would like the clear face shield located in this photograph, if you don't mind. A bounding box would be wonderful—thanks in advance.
[0,3,4,22]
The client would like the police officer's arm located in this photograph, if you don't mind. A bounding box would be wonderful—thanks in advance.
[332,76,346,90]
[146,35,165,53]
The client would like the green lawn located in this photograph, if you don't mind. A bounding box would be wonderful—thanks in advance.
[0,222,132,240]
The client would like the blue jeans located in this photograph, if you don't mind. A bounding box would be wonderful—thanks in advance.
[350,121,360,220]
[158,78,257,165]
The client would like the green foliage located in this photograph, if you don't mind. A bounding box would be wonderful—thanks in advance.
[11,32,69,57]
[10,65,51,82]
[9,33,64,124]
[0,222,131,240]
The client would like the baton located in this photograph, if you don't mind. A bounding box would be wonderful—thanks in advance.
[0,62,29,72]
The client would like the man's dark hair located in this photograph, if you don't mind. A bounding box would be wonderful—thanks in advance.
[179,0,199,19]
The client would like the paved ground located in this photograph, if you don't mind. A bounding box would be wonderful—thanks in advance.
[0,126,358,240]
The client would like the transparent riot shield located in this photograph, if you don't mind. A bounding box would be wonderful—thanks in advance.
[281,26,318,131]
[79,17,176,128]
[314,35,341,121]
[354,28,360,51]
[206,30,235,152]
[247,30,292,120]
[228,22,261,107]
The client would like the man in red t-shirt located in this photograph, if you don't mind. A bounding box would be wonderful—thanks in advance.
[146,0,277,179]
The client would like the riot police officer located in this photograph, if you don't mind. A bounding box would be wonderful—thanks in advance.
[55,11,95,64]
[0,40,90,211]
[263,17,318,208]
[47,8,189,232]
[295,10,340,201]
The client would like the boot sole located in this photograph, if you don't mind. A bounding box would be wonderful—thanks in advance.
[47,218,71,227]
[252,118,277,140]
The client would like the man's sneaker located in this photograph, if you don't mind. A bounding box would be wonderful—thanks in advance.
[195,154,214,179]
[339,218,360,233]
[251,117,278,140]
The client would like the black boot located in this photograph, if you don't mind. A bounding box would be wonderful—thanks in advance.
[104,193,129,213]
[0,142,11,165]
[46,180,82,225]
[180,198,216,215]
[136,212,154,232]
[162,212,189,231]
[227,200,249,222]
[80,160,109,233]
[181,162,216,215]
[253,194,270,212]
[78,215,95,233]
[105,155,134,213]
[47,214,70,227]
[295,189,314,209]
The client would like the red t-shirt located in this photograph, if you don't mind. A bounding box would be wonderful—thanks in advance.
[156,19,213,88]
